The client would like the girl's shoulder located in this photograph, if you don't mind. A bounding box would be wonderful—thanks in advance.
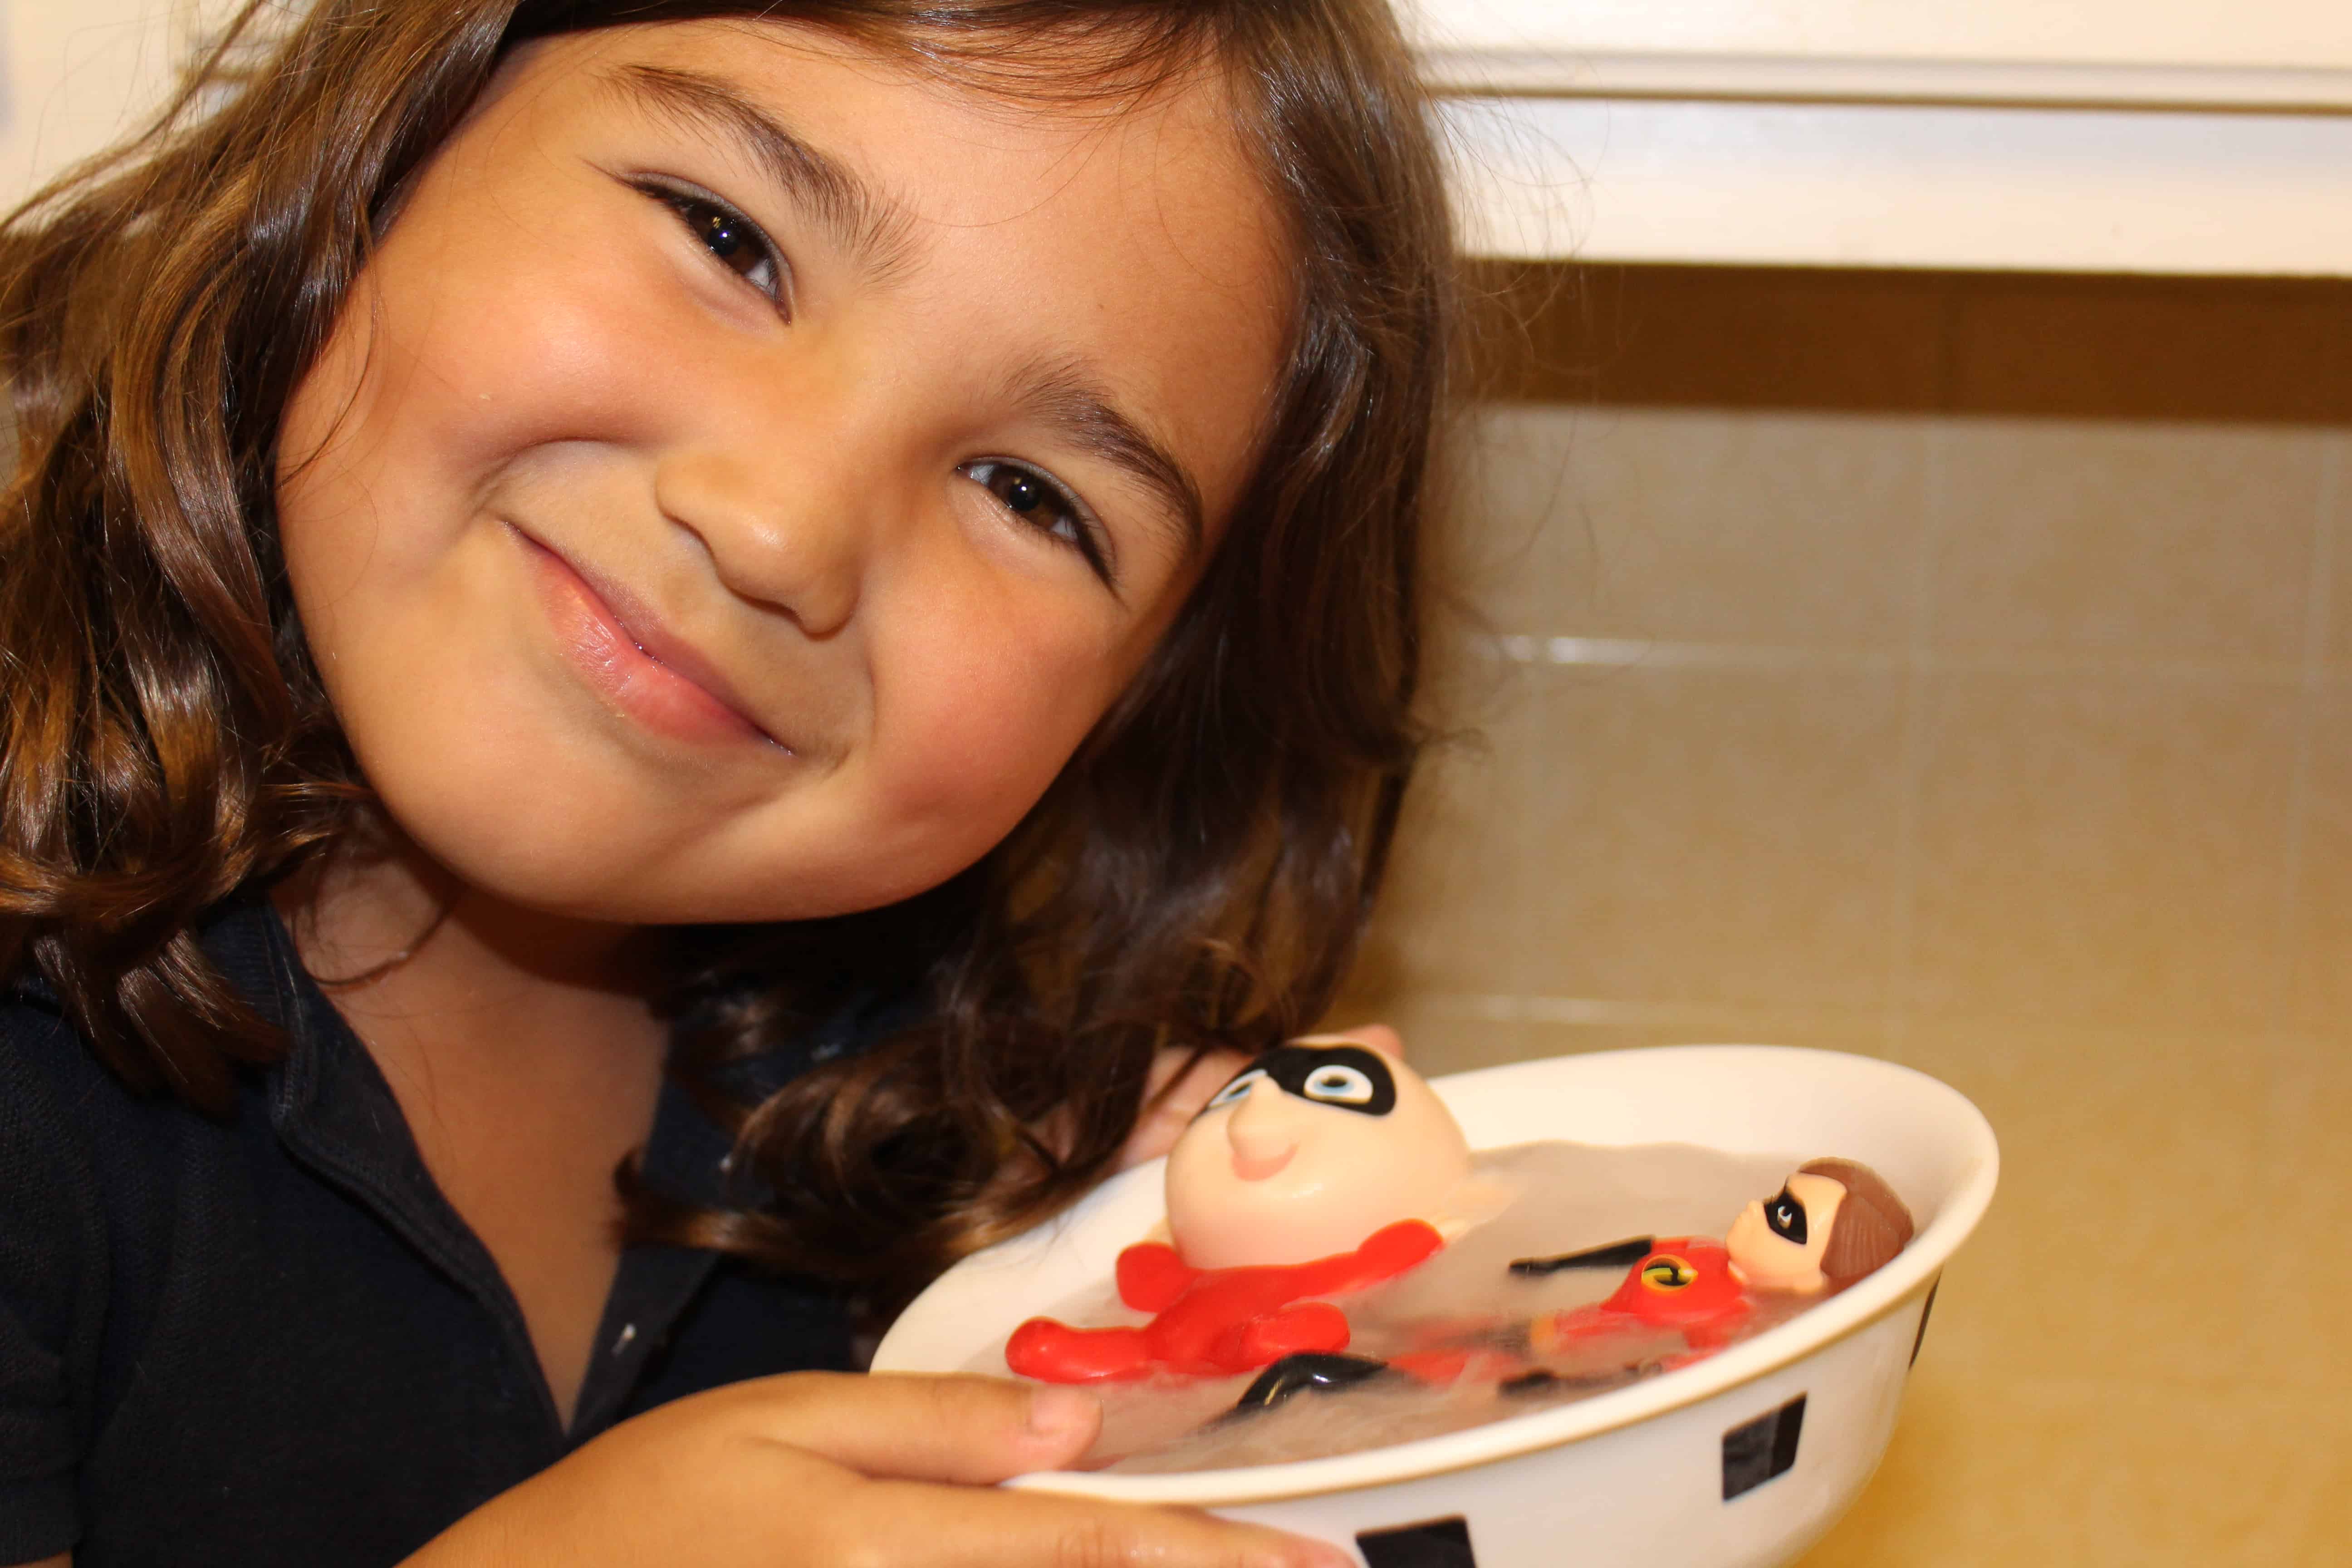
[0,905,307,1557]
[0,972,120,1186]
[0,908,275,1156]
[0,964,216,1279]
[0,905,287,1323]
[0,973,132,1514]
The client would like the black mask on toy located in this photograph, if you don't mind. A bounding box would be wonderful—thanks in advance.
[1200,1043,1400,1118]
[1763,1186,1809,1245]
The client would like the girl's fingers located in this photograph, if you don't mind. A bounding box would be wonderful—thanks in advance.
[845,1479,1357,1568]
[726,1374,1357,1568]
[728,1371,1105,1484]
[1120,1045,1253,1170]
[411,1372,1357,1567]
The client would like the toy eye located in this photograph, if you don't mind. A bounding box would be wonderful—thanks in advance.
[1765,1189,1809,1245]
[1302,1065,1376,1105]
[1204,1069,1268,1111]
[1641,1257,1698,1291]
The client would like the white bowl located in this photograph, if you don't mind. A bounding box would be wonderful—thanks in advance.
[874,1045,1999,1568]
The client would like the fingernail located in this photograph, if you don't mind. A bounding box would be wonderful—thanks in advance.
[1298,1545,1357,1568]
[1025,1385,1098,1439]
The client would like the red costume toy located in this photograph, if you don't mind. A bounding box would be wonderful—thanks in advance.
[1531,1237,1753,1359]
[1006,1219,1444,1382]
[1523,1161,1919,1368]
[1002,1032,1474,1386]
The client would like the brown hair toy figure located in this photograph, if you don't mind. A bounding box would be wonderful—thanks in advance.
[1726,1158,1916,1295]
[1519,1158,1917,1369]
[1801,1158,1916,1286]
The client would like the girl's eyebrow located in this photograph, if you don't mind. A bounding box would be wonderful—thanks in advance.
[1011,357,1207,563]
[604,62,917,281]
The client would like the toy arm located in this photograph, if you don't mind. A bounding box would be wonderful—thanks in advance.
[1115,1241,1197,1311]
[1509,1235,1656,1277]
[1295,1219,1444,1297]
[1006,1318,1154,1383]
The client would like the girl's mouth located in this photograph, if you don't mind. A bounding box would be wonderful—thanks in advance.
[512,526,786,751]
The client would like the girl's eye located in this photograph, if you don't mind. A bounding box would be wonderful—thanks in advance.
[960,460,1115,585]
[1302,1065,1376,1105]
[1765,1190,1809,1245]
[639,181,787,306]
[1203,1069,1268,1112]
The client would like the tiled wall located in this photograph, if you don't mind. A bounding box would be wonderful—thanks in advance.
[1337,266,2352,1565]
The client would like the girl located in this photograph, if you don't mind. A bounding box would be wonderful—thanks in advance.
[0,2,1457,1564]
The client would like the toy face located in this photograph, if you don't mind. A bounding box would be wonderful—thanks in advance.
[1725,1171,1849,1295]
[1162,1038,1471,1269]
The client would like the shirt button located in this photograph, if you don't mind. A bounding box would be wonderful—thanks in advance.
[612,1323,638,1355]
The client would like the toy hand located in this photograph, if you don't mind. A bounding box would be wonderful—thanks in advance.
[400,1372,1351,1568]
[1116,1240,1199,1311]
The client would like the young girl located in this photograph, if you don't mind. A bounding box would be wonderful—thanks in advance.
[0,2,1457,1563]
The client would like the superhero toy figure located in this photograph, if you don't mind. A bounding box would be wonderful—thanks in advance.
[1520,1159,1915,1365]
[1004,1033,1474,1384]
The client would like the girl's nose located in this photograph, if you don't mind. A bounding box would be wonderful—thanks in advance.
[653,444,867,639]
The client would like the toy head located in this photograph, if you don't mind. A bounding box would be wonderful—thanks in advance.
[1163,1031,1471,1269]
[1725,1158,1915,1295]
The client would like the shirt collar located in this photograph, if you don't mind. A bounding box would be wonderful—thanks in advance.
[218,897,752,1441]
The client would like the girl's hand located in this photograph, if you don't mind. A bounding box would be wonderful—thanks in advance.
[1117,1044,1254,1171]
[404,1372,1351,1568]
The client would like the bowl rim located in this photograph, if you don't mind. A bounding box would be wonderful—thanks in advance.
[881,1044,2001,1506]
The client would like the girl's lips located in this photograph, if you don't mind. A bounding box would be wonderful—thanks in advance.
[514,529,783,750]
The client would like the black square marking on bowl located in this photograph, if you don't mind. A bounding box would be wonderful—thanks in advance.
[1355,1514,1476,1568]
[1721,1393,1808,1501]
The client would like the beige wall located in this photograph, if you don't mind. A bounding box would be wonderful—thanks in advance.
[1,1,193,208]
[1340,266,2352,1565]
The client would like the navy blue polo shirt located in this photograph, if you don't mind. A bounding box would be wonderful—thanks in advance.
[0,900,880,1567]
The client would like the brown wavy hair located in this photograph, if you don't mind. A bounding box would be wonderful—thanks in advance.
[0,0,1460,1305]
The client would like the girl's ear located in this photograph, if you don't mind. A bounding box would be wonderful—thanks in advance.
[1292,1023,1406,1061]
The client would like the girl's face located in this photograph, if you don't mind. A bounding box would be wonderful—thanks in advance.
[277,22,1289,923]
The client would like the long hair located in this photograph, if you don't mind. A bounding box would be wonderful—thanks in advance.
[0,0,1461,1304]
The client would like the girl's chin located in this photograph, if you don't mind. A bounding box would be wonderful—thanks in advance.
[371,821,891,930]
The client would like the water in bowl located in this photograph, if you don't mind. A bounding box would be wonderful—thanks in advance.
[980,1140,1821,1472]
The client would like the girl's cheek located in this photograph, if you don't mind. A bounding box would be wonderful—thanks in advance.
[378,227,684,476]
[865,578,1127,845]
[300,140,696,495]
